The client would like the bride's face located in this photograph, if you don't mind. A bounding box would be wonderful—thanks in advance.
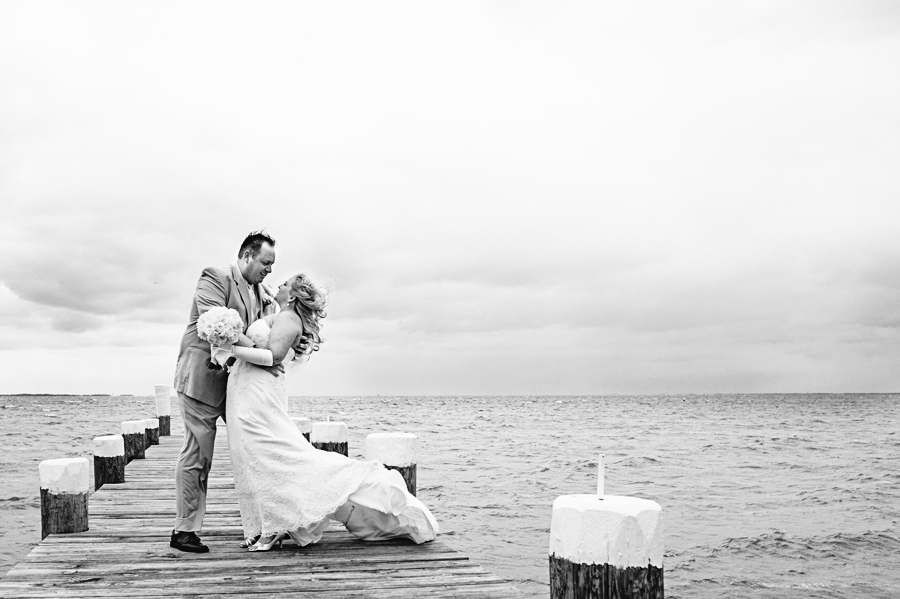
[275,279,294,306]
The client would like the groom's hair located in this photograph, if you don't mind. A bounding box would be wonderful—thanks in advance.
[238,230,276,259]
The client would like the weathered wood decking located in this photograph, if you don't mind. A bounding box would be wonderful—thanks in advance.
[0,424,520,598]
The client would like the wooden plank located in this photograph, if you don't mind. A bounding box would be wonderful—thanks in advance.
[22,543,470,560]
[0,585,522,599]
[0,569,501,587]
[5,558,479,577]
[0,423,520,598]
[0,574,509,597]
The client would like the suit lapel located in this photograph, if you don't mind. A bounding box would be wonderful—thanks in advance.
[231,264,253,328]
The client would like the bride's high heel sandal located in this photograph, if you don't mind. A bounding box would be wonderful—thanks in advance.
[239,535,260,549]
[248,533,285,552]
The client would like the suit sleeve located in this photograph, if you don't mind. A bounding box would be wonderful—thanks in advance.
[194,267,229,318]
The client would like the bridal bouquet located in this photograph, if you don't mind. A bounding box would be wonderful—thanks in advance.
[197,307,244,346]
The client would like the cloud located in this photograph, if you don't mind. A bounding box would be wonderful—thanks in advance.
[50,310,103,333]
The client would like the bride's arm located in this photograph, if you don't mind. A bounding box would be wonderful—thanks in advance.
[264,312,304,364]
[234,333,255,347]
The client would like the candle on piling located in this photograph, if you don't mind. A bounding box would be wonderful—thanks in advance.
[597,453,605,497]
[311,422,348,456]
[93,435,125,490]
[366,433,418,496]
[548,455,664,598]
[39,458,89,540]
[155,386,171,436]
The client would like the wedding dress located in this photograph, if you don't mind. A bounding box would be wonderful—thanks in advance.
[225,319,438,545]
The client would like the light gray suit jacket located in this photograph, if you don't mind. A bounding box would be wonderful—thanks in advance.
[173,264,267,407]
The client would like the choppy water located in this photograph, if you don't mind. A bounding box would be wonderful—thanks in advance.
[1,394,898,598]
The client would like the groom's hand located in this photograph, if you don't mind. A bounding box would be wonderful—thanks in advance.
[259,363,285,377]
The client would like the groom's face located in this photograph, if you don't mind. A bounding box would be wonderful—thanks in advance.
[242,242,276,285]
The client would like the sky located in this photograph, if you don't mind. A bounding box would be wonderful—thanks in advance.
[1,1,898,396]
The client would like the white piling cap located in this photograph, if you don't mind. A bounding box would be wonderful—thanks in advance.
[549,494,663,568]
[155,386,171,416]
[311,421,347,443]
[93,434,125,457]
[366,433,417,467]
[39,458,89,493]
[142,418,159,430]
[121,420,146,435]
[291,417,312,433]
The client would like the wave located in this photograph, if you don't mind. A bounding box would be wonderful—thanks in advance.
[0,497,37,509]
[714,529,900,560]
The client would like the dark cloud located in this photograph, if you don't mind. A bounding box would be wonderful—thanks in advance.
[2,225,180,316]
[50,311,102,333]
[0,197,271,322]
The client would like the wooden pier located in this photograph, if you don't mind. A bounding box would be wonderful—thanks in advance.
[0,423,520,598]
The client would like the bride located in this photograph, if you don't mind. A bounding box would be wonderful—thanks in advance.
[214,274,438,551]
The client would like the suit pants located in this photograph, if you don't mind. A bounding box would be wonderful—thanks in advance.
[174,391,225,532]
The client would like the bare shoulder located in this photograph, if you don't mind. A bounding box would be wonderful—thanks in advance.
[272,309,303,333]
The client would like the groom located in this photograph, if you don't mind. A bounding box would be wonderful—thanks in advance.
[170,230,277,553]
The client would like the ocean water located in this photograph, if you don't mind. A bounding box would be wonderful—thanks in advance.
[1,393,898,598]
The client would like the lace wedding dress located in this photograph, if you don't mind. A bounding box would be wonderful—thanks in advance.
[225,319,439,545]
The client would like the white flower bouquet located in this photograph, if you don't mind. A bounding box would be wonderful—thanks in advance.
[196,307,244,347]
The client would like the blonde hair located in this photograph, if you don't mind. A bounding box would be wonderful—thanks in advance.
[288,274,327,354]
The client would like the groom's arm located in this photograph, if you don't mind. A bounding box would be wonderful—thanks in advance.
[194,268,233,370]
[194,267,229,318]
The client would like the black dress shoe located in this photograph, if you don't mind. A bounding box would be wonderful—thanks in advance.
[170,530,210,553]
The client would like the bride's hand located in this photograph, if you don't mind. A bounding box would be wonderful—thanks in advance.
[295,335,311,354]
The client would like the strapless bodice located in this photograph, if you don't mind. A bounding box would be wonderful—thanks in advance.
[246,319,271,349]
